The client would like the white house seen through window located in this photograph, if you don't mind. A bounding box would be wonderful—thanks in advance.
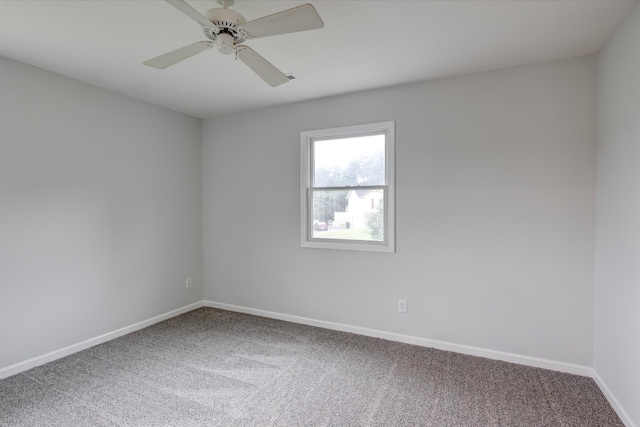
[300,121,395,252]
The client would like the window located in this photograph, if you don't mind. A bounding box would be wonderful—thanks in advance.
[300,121,395,252]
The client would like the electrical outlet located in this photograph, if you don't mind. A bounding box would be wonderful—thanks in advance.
[398,299,407,313]
[186,277,192,288]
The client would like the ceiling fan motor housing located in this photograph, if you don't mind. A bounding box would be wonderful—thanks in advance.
[203,7,248,53]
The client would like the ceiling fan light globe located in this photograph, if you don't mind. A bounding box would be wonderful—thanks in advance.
[217,32,235,54]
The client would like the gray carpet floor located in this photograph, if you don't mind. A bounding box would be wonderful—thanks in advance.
[0,307,623,426]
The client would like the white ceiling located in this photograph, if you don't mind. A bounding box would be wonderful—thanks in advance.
[0,0,636,119]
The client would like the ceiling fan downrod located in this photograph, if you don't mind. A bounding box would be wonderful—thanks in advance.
[216,0,235,8]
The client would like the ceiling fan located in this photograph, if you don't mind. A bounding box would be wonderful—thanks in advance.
[143,0,324,87]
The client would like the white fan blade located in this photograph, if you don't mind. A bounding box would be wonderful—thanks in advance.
[242,4,324,39]
[236,46,290,87]
[165,0,217,29]
[143,41,213,69]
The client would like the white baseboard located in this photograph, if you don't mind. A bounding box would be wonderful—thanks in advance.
[592,371,637,427]
[0,301,204,379]
[0,300,592,380]
[202,300,593,377]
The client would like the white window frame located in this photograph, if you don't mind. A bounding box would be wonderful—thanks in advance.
[300,121,395,253]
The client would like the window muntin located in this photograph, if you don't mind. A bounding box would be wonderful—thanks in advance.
[301,121,395,252]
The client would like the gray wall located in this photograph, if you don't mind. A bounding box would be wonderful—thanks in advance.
[203,56,597,366]
[0,57,203,369]
[595,2,640,426]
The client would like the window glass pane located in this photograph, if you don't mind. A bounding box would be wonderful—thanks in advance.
[312,189,384,241]
[313,134,385,187]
